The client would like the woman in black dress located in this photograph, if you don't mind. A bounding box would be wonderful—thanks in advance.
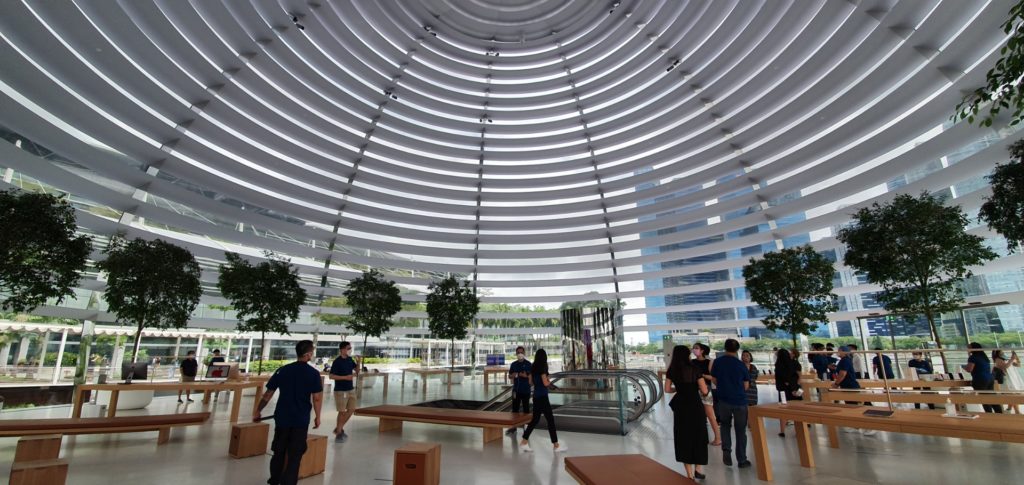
[666,345,710,480]
[774,348,803,436]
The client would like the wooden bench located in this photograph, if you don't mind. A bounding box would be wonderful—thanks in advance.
[355,405,531,444]
[0,412,211,445]
[564,455,695,485]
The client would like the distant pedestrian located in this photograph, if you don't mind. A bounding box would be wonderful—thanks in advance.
[177,351,197,403]
[329,341,359,442]
[506,346,531,435]
[519,349,567,453]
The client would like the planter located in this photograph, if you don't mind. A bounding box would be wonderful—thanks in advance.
[448,372,464,385]
[95,390,154,410]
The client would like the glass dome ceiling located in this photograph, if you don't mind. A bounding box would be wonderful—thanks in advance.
[0,0,1021,335]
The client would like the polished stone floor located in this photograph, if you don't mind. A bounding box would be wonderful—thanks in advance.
[1,374,1021,484]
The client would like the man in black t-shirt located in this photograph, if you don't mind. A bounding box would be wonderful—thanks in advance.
[178,350,198,403]
[329,341,358,443]
[255,340,323,485]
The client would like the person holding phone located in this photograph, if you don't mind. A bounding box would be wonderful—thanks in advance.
[506,346,531,435]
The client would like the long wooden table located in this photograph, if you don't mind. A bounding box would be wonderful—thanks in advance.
[820,389,1024,410]
[71,380,265,423]
[749,402,1024,481]
[800,378,972,392]
[401,368,453,394]
[483,366,509,388]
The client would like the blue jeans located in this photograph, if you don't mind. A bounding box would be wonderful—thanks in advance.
[716,401,748,462]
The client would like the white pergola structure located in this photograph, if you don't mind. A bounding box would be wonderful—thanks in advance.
[0,0,1022,339]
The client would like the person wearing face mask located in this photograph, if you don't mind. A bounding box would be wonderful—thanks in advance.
[506,346,532,435]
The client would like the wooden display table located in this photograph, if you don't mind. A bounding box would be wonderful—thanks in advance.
[401,368,453,394]
[14,434,62,463]
[394,441,441,485]
[229,422,270,458]
[296,434,328,479]
[564,455,695,484]
[800,378,971,392]
[358,372,391,398]
[356,405,531,445]
[71,380,265,423]
[9,459,68,485]
[820,389,1024,412]
[483,367,510,388]
[748,402,1024,481]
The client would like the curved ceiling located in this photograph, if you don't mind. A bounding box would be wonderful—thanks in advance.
[0,0,1020,332]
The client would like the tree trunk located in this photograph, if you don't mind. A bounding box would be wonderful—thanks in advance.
[130,320,144,363]
[925,309,949,371]
[450,338,456,371]
[258,331,265,375]
[362,334,369,360]
[791,332,798,350]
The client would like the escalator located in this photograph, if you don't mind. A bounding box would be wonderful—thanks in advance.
[474,369,662,435]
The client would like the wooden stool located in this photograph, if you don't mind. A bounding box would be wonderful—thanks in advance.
[297,434,327,479]
[10,459,68,485]
[229,422,270,458]
[14,435,62,463]
[394,442,441,485]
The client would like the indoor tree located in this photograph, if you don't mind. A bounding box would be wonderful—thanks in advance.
[218,252,307,375]
[97,236,202,365]
[837,192,997,368]
[342,269,402,359]
[741,244,839,349]
[426,275,480,370]
[953,0,1024,128]
[978,140,1024,252]
[0,189,92,313]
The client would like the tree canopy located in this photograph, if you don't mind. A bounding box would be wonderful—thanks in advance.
[97,237,201,362]
[218,252,307,374]
[426,275,480,369]
[979,140,1024,252]
[0,189,92,313]
[953,0,1024,128]
[742,245,838,347]
[343,269,402,355]
[837,192,997,360]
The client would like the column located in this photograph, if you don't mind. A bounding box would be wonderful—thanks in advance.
[0,341,11,369]
[172,337,181,361]
[51,329,69,384]
[74,320,95,386]
[113,336,126,378]
[16,336,31,365]
[225,336,233,360]
[37,331,51,374]
[244,337,253,373]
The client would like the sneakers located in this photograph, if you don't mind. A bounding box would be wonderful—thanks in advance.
[738,460,752,468]
[177,398,183,403]
[505,428,517,436]
[723,455,733,466]
[187,398,194,402]
[519,442,533,452]
[335,431,348,443]
[553,443,568,453]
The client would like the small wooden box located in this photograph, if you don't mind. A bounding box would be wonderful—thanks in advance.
[394,442,440,485]
[14,435,62,463]
[296,434,328,479]
[9,459,68,485]
[229,422,270,458]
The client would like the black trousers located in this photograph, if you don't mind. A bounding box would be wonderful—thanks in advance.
[973,380,1003,413]
[511,392,531,414]
[269,427,309,485]
[523,395,557,443]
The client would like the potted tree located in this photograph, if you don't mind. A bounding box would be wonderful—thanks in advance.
[97,236,201,382]
[978,140,1024,253]
[343,269,401,386]
[217,252,307,375]
[0,189,91,313]
[837,192,997,369]
[742,245,838,349]
[426,275,479,384]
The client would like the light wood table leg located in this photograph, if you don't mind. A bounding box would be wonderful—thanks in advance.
[827,425,839,449]
[794,422,815,468]
[402,370,407,388]
[484,372,489,388]
[483,426,502,444]
[447,371,453,393]
[106,390,119,418]
[202,390,211,404]
[157,427,170,445]
[252,384,265,417]
[230,386,243,423]
[382,375,389,401]
[750,412,772,481]
[422,373,428,394]
[71,388,85,418]
[379,418,403,433]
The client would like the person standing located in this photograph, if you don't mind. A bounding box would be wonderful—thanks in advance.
[692,343,722,446]
[506,346,531,435]
[329,341,359,443]
[848,344,864,378]
[177,350,197,403]
[665,345,709,480]
[871,348,895,379]
[908,352,936,410]
[773,348,803,437]
[711,339,751,468]
[254,340,323,485]
[519,349,567,453]
[964,342,1001,413]
[810,343,829,380]
[208,349,227,400]
[742,350,759,409]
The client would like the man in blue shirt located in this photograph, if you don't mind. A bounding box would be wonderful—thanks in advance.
[833,346,859,389]
[329,341,359,443]
[871,348,895,379]
[711,339,751,469]
[909,352,936,410]
[254,340,323,485]
[810,343,829,380]
[506,345,532,435]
